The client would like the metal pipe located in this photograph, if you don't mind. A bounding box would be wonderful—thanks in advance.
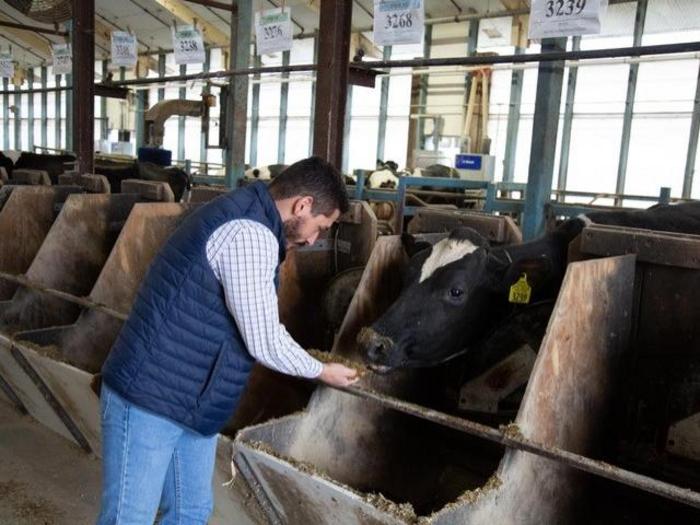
[682,60,700,198]
[615,0,648,205]
[278,50,290,164]
[557,36,582,198]
[308,32,318,157]
[249,52,261,167]
[55,75,62,149]
[27,68,34,150]
[13,87,21,150]
[40,67,47,148]
[200,49,211,168]
[0,271,128,321]
[416,24,432,151]
[0,86,72,96]
[100,60,108,141]
[2,78,8,150]
[522,37,567,241]
[157,53,166,102]
[355,41,700,70]
[376,45,392,162]
[0,20,68,37]
[342,84,353,173]
[105,41,700,89]
[502,46,525,182]
[178,64,187,162]
[331,383,700,510]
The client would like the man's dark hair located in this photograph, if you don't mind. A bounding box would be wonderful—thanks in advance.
[268,156,349,216]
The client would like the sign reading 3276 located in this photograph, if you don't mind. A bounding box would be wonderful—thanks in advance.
[255,8,293,55]
[373,0,424,46]
[529,0,608,39]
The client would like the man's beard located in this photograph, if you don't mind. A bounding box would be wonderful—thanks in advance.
[283,217,305,247]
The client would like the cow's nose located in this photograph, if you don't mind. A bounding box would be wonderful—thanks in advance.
[367,339,387,363]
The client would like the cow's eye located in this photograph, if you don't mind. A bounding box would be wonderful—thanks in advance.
[449,287,464,298]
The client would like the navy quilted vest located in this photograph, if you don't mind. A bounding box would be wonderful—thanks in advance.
[101,182,286,435]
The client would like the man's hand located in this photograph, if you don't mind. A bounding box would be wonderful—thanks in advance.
[318,363,359,387]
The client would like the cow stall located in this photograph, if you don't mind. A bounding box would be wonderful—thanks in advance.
[232,227,700,524]
[0,192,381,522]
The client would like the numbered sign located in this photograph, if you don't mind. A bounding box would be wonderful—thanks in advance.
[529,0,608,39]
[0,53,13,79]
[52,43,72,75]
[173,26,205,64]
[373,0,424,46]
[111,31,137,68]
[255,8,293,55]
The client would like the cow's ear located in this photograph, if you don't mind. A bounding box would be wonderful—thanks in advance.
[497,256,553,296]
[401,233,432,258]
[448,227,490,250]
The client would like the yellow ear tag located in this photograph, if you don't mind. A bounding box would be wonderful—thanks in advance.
[509,273,531,304]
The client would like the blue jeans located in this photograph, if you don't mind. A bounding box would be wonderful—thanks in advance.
[97,384,217,525]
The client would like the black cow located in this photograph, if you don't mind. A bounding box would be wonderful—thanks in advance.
[0,152,14,177]
[14,152,77,184]
[94,160,190,201]
[361,202,700,373]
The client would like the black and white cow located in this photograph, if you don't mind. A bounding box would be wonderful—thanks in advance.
[244,164,288,181]
[361,201,700,373]
[367,159,402,189]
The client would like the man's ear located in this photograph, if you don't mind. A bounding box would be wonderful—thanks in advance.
[292,195,314,215]
[401,233,432,258]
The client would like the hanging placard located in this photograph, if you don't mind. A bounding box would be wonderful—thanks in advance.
[0,52,13,79]
[255,8,293,55]
[111,31,138,68]
[52,43,72,75]
[529,0,608,39]
[173,25,205,64]
[373,0,424,46]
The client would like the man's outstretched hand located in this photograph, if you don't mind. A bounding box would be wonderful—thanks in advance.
[318,363,359,387]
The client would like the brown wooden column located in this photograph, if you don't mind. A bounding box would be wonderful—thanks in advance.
[312,0,352,168]
[72,0,95,174]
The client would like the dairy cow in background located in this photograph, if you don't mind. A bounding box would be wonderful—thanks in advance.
[244,164,289,180]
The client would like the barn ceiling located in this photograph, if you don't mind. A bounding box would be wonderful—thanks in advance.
[0,0,699,68]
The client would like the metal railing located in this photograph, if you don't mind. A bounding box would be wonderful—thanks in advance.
[349,169,682,233]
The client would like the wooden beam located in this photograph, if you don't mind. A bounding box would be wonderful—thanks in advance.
[0,13,51,59]
[500,0,529,9]
[152,0,229,47]
[500,1,530,48]
[93,19,113,59]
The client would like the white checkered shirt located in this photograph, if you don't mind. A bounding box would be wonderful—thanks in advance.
[206,219,323,378]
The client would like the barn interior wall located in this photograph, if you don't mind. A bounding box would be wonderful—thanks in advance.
[0,0,698,200]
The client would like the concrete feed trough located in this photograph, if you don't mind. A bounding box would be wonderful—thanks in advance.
[233,234,637,524]
[0,191,383,523]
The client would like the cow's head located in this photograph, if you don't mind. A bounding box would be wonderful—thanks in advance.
[360,227,557,373]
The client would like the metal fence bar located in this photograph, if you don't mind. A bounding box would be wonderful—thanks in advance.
[331,383,700,510]
[615,0,648,205]
[0,271,128,322]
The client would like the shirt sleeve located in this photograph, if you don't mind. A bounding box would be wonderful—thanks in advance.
[207,221,323,379]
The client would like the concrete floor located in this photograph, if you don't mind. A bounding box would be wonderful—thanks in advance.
[0,399,102,524]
